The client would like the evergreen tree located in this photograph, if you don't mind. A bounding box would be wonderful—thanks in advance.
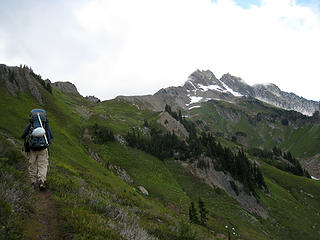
[165,104,171,113]
[272,146,282,157]
[46,82,52,94]
[255,166,266,190]
[188,202,199,224]
[178,110,183,121]
[285,151,293,163]
[143,119,149,127]
[198,198,208,226]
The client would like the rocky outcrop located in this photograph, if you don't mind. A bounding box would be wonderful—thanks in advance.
[179,157,269,219]
[157,112,189,139]
[52,81,81,96]
[0,64,46,104]
[137,186,149,196]
[85,95,100,103]
[220,73,254,97]
[252,83,319,116]
[109,165,134,184]
[28,80,44,105]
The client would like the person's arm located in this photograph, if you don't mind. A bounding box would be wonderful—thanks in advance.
[45,119,53,144]
[21,124,31,139]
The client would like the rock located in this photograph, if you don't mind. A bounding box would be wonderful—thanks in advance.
[85,95,100,103]
[179,157,269,219]
[28,81,44,105]
[115,134,127,145]
[0,65,47,104]
[109,165,133,183]
[83,128,92,141]
[157,112,189,139]
[52,81,81,96]
[138,186,149,196]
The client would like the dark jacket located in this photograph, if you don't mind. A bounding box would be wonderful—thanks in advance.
[21,119,53,144]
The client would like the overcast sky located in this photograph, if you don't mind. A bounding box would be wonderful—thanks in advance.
[0,0,320,101]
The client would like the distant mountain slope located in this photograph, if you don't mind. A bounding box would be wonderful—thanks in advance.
[116,69,320,177]
[117,69,320,116]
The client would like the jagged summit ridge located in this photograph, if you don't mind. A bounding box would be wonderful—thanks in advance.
[184,70,243,98]
[179,70,244,110]
[179,70,319,115]
[117,68,319,116]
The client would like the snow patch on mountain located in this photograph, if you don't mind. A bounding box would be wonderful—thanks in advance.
[189,105,201,110]
[198,83,224,92]
[187,79,197,90]
[189,96,203,105]
[193,80,242,98]
[220,81,243,97]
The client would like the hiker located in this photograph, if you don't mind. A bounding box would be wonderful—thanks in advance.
[21,109,53,191]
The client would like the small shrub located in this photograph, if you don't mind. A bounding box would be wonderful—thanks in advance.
[281,119,289,126]
[8,70,15,83]
[176,221,199,240]
[92,124,115,144]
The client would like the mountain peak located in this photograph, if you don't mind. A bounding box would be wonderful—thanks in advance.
[185,69,220,87]
[254,82,281,93]
[118,68,319,116]
[221,73,246,84]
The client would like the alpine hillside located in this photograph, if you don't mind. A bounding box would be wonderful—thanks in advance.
[117,69,320,178]
[1,64,320,240]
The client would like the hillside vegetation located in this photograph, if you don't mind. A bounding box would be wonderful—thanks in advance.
[189,99,320,174]
[0,65,320,240]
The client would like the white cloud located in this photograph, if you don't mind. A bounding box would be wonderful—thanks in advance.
[0,0,320,101]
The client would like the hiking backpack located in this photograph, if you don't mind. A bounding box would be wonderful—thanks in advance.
[28,109,49,150]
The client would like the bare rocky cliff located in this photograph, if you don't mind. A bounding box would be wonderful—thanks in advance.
[0,64,101,105]
[0,64,46,104]
[179,157,269,219]
[52,81,81,96]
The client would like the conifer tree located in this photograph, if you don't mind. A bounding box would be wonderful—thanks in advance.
[165,104,171,113]
[256,166,267,190]
[189,202,199,224]
[198,198,208,226]
[178,110,183,121]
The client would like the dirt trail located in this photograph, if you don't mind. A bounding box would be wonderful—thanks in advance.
[24,190,64,240]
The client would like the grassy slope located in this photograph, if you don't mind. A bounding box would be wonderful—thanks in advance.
[86,99,159,135]
[164,160,269,240]
[0,84,213,239]
[1,79,320,240]
[258,161,320,240]
[192,100,320,158]
[88,99,320,240]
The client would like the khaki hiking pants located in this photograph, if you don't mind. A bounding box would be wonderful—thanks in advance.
[28,148,49,183]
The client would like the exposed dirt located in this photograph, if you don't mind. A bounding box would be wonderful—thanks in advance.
[24,189,64,240]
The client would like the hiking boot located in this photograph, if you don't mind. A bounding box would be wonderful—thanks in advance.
[39,180,46,191]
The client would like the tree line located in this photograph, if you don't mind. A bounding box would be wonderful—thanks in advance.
[126,105,268,194]
[248,146,311,178]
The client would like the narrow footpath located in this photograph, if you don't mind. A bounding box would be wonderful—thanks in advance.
[24,190,63,240]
